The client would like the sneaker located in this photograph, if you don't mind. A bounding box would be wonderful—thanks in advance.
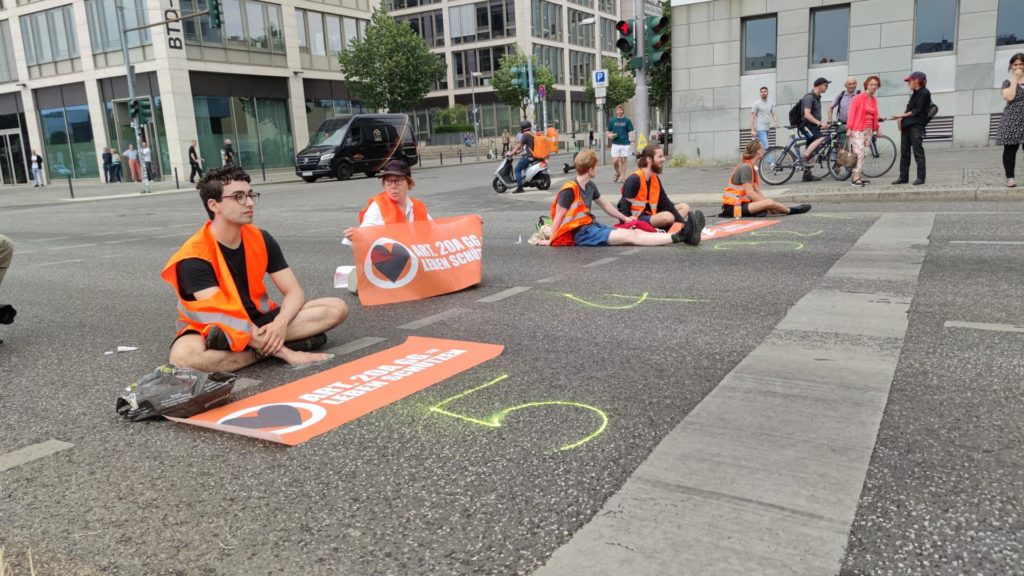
[851,179,865,187]
[683,210,706,246]
[285,332,327,352]
[1008,178,1017,188]
[912,179,925,185]
[512,187,525,194]
[802,172,821,182]
[788,204,812,215]
[861,179,870,185]
[204,325,231,351]
[0,304,15,325]
[891,179,908,185]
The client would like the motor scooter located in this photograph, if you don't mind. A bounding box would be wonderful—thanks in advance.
[492,154,551,193]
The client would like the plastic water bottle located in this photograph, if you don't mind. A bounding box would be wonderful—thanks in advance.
[733,204,742,219]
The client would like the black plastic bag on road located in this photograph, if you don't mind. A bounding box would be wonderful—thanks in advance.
[116,364,236,421]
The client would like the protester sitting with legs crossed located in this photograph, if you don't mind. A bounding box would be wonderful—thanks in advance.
[722,141,811,217]
[618,144,704,239]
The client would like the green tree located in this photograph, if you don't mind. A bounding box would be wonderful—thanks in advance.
[337,7,447,112]
[583,56,637,111]
[492,48,556,118]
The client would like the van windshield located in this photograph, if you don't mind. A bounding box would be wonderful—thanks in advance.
[309,119,351,147]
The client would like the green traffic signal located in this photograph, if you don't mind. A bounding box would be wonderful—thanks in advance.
[645,16,670,67]
[210,0,223,29]
[615,19,635,59]
[128,99,140,119]
[509,65,529,90]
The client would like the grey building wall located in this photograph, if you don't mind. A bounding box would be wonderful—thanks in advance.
[669,0,1015,161]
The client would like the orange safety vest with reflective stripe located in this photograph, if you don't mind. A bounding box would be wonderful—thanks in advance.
[550,180,593,246]
[627,170,661,218]
[358,192,428,224]
[161,222,277,352]
[723,160,757,205]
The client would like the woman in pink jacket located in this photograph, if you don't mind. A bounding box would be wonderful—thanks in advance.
[846,75,882,187]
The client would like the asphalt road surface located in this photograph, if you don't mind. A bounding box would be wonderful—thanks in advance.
[0,161,1021,575]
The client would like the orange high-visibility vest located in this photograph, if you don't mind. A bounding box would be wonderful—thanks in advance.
[161,222,277,352]
[626,170,661,218]
[358,192,428,224]
[550,180,593,246]
[546,127,558,154]
[723,160,758,205]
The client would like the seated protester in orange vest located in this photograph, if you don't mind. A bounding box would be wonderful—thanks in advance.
[537,149,701,247]
[721,140,812,218]
[617,144,704,240]
[163,166,349,372]
[343,158,429,244]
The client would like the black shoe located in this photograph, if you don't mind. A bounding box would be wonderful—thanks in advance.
[0,304,15,325]
[891,179,908,185]
[204,325,231,351]
[801,171,820,182]
[683,210,705,246]
[788,204,812,215]
[912,179,925,185]
[512,187,525,194]
[851,180,865,187]
[285,332,327,352]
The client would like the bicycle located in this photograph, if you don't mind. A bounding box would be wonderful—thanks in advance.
[758,123,848,185]
[857,120,897,179]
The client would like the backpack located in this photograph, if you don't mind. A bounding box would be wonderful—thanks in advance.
[530,131,550,159]
[788,100,804,127]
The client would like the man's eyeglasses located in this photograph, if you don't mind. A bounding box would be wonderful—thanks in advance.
[217,191,260,204]
[382,177,405,186]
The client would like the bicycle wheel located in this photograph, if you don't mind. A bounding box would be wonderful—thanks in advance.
[759,146,796,185]
[807,144,833,180]
[827,144,852,181]
[861,135,897,179]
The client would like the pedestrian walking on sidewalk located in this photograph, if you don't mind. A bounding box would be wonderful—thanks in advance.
[30,150,44,187]
[123,144,142,182]
[102,146,113,183]
[888,71,931,185]
[140,141,153,181]
[110,151,122,183]
[501,129,511,155]
[996,53,1024,188]
[847,76,882,187]
[189,140,204,184]
[750,86,779,152]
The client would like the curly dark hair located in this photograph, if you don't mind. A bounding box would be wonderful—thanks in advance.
[197,165,252,220]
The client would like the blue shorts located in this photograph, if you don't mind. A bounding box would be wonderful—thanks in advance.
[572,222,613,246]
[637,213,652,224]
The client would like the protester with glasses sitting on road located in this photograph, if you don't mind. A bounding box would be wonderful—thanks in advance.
[722,140,811,218]
[344,158,432,246]
[996,53,1024,188]
[846,75,883,187]
[163,165,348,372]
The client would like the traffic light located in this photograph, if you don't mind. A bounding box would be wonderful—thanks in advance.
[209,0,223,29]
[509,64,529,91]
[128,99,140,120]
[615,19,634,59]
[645,16,670,67]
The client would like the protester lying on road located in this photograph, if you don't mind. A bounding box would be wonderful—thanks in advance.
[537,149,704,247]
[163,166,348,372]
[722,140,812,218]
[618,144,702,234]
[343,158,431,245]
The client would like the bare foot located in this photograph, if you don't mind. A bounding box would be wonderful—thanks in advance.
[275,347,334,366]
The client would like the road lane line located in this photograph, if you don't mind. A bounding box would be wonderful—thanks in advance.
[537,212,935,576]
[28,237,70,242]
[47,243,96,250]
[949,240,1024,245]
[306,227,336,233]
[619,248,643,255]
[398,308,468,330]
[536,276,559,283]
[944,321,1024,333]
[27,259,83,267]
[103,239,136,244]
[477,286,531,303]
[583,257,619,268]
[0,440,74,473]
[324,336,387,357]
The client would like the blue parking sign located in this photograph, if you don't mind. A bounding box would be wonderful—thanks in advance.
[594,70,606,85]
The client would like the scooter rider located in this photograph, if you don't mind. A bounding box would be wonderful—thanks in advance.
[507,120,536,194]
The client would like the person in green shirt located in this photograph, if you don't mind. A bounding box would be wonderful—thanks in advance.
[606,104,634,183]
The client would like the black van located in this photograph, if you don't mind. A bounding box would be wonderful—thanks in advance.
[295,114,419,182]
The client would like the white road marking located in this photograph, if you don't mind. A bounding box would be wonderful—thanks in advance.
[477,286,531,303]
[47,243,96,250]
[102,238,137,244]
[398,308,468,330]
[0,440,74,473]
[619,248,643,255]
[949,240,1024,245]
[324,336,388,357]
[536,276,559,283]
[28,237,70,242]
[583,257,619,268]
[944,321,1024,333]
[27,259,83,267]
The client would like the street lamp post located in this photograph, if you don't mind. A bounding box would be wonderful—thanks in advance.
[579,16,604,165]
[471,71,483,161]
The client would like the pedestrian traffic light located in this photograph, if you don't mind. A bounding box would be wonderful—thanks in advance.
[128,99,140,120]
[615,19,635,59]
[510,64,529,91]
[645,16,670,67]
[209,0,223,29]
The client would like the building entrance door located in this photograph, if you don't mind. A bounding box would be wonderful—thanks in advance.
[0,129,28,185]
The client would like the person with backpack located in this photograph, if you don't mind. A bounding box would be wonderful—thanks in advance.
[790,77,831,182]
[827,76,860,124]
[888,71,932,185]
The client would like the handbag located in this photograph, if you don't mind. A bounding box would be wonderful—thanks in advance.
[837,142,857,168]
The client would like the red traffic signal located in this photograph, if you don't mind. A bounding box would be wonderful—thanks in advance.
[615,20,632,35]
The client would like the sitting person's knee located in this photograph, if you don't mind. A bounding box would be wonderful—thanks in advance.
[327,298,349,326]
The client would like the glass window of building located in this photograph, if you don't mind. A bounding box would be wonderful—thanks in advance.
[247,1,268,50]
[182,0,224,45]
[601,18,615,52]
[296,9,307,50]
[449,1,513,45]
[452,45,510,87]
[0,21,17,83]
[569,50,594,86]
[742,15,776,72]
[396,10,445,47]
[599,0,615,14]
[343,17,359,45]
[386,0,441,9]
[194,95,295,169]
[568,9,594,48]
[533,44,564,83]
[86,0,151,54]
[568,0,594,8]
[20,5,78,66]
[326,14,342,53]
[914,0,956,54]
[183,0,284,54]
[532,0,563,41]
[810,6,849,65]
[308,11,326,55]
[996,0,1024,47]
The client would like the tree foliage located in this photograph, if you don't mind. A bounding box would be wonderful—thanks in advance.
[337,7,447,113]
[583,57,637,111]
[492,48,557,117]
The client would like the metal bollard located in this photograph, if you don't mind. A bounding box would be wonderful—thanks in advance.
[459,148,462,163]
[440,152,443,166]
[67,175,74,199]
[261,160,267,182]
[174,167,179,190]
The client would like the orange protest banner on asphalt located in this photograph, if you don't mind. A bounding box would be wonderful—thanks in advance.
[168,336,504,446]
[352,215,483,306]
[701,219,779,240]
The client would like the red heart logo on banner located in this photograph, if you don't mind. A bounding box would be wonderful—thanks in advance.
[370,243,411,283]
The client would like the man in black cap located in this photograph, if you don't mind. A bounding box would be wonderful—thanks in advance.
[798,77,832,182]
[888,71,932,185]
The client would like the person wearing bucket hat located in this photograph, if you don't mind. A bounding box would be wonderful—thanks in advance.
[344,157,431,245]
[888,71,931,185]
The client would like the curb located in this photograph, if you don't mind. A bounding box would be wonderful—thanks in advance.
[772,186,1021,204]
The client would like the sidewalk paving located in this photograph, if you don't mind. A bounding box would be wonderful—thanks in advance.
[0,146,1017,211]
